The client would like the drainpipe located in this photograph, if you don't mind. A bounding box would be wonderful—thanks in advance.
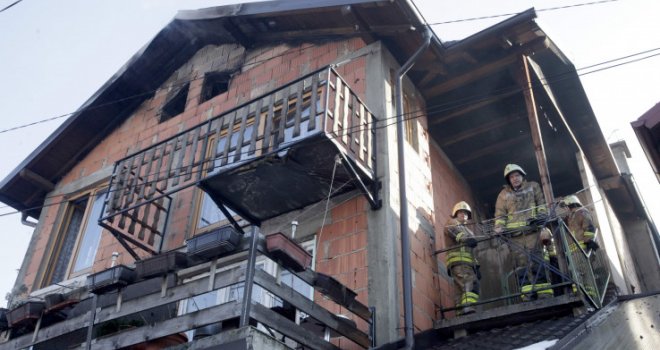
[21,212,37,228]
[395,28,431,350]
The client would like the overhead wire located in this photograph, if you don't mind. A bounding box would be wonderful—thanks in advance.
[1,44,659,217]
[425,0,620,26]
[0,0,623,135]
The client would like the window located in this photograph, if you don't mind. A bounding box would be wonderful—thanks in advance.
[403,95,419,152]
[43,188,107,286]
[200,72,230,103]
[160,83,190,122]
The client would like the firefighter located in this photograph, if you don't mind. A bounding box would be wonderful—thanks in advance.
[444,201,480,315]
[561,195,599,253]
[493,164,554,300]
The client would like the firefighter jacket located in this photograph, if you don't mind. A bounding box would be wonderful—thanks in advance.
[567,207,596,250]
[494,180,547,230]
[444,217,477,268]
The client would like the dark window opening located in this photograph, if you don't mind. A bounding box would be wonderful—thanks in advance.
[200,72,230,103]
[161,83,190,122]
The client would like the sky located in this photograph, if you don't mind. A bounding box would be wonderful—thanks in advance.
[0,0,658,307]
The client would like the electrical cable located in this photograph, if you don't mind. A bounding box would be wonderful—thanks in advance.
[1,42,659,217]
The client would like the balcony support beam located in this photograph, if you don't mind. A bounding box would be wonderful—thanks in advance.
[338,152,381,210]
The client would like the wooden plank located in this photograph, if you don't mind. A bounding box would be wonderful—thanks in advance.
[138,148,154,200]
[254,252,372,321]
[517,55,554,204]
[348,92,358,154]
[95,267,246,323]
[172,133,188,186]
[358,103,366,161]
[84,302,242,350]
[250,303,339,350]
[254,270,370,348]
[439,114,521,147]
[185,126,202,181]
[233,106,250,162]
[5,310,92,349]
[429,90,518,125]
[293,81,304,138]
[277,87,290,147]
[332,77,342,138]
[162,139,177,188]
[150,144,167,198]
[262,94,275,152]
[308,73,319,131]
[221,111,238,166]
[248,98,263,155]
[341,84,350,145]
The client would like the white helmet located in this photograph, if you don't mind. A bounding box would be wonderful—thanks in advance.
[562,195,582,207]
[504,163,526,179]
[452,201,472,219]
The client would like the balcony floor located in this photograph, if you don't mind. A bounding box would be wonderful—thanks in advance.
[199,135,369,224]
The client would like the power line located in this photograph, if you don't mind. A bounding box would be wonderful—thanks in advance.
[1,43,659,216]
[426,0,619,26]
[0,0,621,135]
[0,0,23,14]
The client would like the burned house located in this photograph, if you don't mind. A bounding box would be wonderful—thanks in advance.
[0,0,658,349]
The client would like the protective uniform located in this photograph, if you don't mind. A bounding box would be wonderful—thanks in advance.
[445,201,479,315]
[494,164,553,300]
[563,195,596,251]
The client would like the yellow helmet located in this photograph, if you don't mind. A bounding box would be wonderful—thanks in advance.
[504,163,526,179]
[452,201,472,219]
[562,195,582,207]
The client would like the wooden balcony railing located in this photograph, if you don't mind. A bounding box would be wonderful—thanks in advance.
[2,231,375,350]
[100,67,378,258]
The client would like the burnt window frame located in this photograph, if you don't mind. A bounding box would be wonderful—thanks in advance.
[160,82,190,122]
[200,72,231,103]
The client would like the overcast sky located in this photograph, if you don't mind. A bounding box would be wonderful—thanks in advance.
[1,0,658,306]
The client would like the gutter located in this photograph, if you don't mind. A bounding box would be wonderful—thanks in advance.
[395,28,431,350]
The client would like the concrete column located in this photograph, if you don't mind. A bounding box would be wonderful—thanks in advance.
[364,41,401,345]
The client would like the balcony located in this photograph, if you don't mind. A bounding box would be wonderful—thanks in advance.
[99,67,380,258]
[1,230,375,350]
[434,208,612,333]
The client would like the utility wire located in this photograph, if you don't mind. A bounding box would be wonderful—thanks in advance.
[1,43,659,216]
[0,0,23,14]
[426,0,619,26]
[0,0,622,135]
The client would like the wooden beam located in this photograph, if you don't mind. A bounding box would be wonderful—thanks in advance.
[430,89,519,125]
[439,114,521,147]
[19,169,55,191]
[340,5,376,43]
[455,134,529,165]
[516,55,554,204]
[426,38,548,98]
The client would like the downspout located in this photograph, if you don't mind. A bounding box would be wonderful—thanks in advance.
[395,28,431,350]
[21,211,37,228]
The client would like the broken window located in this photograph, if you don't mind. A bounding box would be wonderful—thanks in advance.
[200,72,231,103]
[160,83,190,122]
[42,187,107,286]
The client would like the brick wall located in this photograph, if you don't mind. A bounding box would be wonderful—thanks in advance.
[22,37,368,292]
[314,195,370,350]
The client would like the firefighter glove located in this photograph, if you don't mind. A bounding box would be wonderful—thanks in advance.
[464,237,478,248]
[586,240,600,252]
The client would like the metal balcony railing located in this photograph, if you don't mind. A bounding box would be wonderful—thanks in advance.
[435,204,612,319]
[99,67,378,258]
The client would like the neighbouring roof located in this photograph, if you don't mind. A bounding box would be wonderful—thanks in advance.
[631,102,660,182]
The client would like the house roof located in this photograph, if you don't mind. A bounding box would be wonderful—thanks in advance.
[631,102,660,182]
[0,0,647,231]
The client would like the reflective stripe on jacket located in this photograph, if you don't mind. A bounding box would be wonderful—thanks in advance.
[567,207,596,245]
[444,217,476,267]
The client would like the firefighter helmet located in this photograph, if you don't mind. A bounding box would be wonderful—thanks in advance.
[504,164,526,179]
[452,201,472,219]
[562,195,582,207]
